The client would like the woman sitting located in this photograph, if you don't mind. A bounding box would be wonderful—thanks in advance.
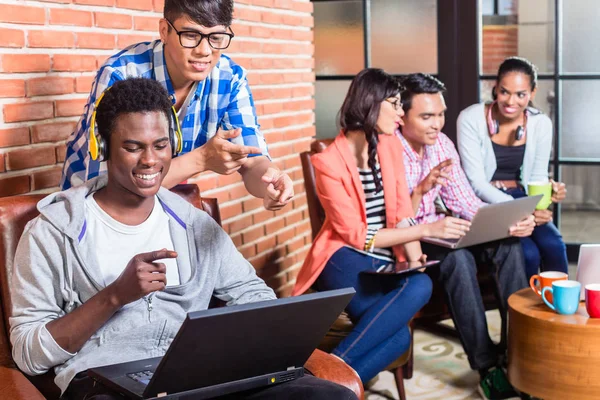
[293,68,463,384]
[457,56,568,279]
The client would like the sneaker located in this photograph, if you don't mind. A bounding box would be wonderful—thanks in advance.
[478,367,520,400]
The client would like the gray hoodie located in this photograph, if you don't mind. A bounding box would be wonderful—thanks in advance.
[9,176,276,393]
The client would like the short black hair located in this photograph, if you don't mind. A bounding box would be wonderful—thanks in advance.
[164,0,233,27]
[95,78,173,157]
[400,73,446,113]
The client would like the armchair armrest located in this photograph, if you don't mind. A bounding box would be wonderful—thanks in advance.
[304,349,364,400]
[0,366,45,400]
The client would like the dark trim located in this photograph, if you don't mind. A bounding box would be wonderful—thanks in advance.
[556,159,600,165]
[566,243,580,263]
[363,0,370,68]
[553,0,561,228]
[315,75,358,80]
[437,0,479,143]
[479,75,556,80]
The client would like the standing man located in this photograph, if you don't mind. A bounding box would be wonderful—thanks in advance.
[61,0,292,211]
[398,73,535,400]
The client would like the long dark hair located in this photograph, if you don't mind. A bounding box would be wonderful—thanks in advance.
[493,57,538,107]
[339,68,401,193]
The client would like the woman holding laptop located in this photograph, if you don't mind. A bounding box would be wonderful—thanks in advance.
[457,57,568,279]
[292,68,470,384]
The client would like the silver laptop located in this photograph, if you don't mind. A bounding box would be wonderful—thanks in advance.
[576,244,600,300]
[421,195,542,249]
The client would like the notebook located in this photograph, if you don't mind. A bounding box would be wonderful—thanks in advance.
[421,195,542,249]
[88,288,355,399]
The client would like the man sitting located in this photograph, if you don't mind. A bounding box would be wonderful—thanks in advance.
[9,78,356,400]
[398,73,535,400]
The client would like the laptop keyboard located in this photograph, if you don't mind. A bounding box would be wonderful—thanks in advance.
[127,370,154,385]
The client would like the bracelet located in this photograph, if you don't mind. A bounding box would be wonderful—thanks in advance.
[365,232,377,252]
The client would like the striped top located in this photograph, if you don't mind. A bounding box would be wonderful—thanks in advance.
[347,165,394,262]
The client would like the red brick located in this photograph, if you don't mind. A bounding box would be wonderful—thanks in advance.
[265,218,285,235]
[0,79,26,98]
[0,28,25,47]
[0,175,30,197]
[242,196,263,213]
[0,128,30,148]
[261,12,283,24]
[153,0,164,11]
[0,5,46,25]
[242,226,264,244]
[256,235,276,253]
[0,54,51,73]
[55,99,87,117]
[291,0,312,12]
[31,122,76,143]
[228,215,253,233]
[77,32,115,49]
[116,0,153,10]
[29,31,76,48]
[3,102,54,123]
[53,55,97,72]
[32,166,63,190]
[5,147,56,171]
[276,226,295,245]
[235,8,262,22]
[239,244,256,259]
[252,0,273,6]
[74,0,114,5]
[117,34,154,48]
[50,9,93,26]
[75,76,95,93]
[134,16,160,31]
[95,12,132,29]
[27,77,74,97]
[56,145,67,162]
[0,154,4,173]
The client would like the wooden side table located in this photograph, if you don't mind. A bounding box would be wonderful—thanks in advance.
[508,288,600,400]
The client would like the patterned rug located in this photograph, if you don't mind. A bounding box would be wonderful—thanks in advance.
[365,311,502,400]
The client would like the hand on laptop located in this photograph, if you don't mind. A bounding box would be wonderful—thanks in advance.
[108,249,177,307]
[551,180,567,203]
[533,209,553,226]
[508,215,535,237]
[414,159,453,195]
[426,216,471,239]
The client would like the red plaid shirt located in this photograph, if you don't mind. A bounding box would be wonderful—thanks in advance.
[398,132,486,223]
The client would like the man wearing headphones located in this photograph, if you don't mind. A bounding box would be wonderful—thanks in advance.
[11,78,357,400]
[61,0,293,211]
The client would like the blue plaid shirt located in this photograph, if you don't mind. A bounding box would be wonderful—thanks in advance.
[60,40,268,190]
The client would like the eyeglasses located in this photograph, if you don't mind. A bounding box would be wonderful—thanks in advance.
[385,98,403,111]
[166,19,234,50]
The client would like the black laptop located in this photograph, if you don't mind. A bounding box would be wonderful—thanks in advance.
[88,288,355,399]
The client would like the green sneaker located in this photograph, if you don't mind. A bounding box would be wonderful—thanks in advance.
[478,367,520,400]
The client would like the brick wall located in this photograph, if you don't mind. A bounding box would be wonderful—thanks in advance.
[0,0,315,296]
[481,25,518,75]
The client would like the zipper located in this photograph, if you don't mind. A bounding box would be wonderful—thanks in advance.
[144,294,154,322]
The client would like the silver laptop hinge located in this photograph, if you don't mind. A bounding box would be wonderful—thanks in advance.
[157,392,168,397]
[287,366,295,371]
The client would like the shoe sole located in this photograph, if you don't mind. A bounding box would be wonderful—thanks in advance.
[477,385,521,400]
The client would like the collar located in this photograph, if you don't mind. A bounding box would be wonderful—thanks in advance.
[152,41,207,105]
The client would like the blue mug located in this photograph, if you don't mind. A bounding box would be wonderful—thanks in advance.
[542,280,582,315]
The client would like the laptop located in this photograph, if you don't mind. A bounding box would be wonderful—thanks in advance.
[362,260,441,275]
[421,195,542,249]
[576,244,600,300]
[88,288,355,399]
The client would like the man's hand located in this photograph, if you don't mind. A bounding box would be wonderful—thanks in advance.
[551,180,567,203]
[199,128,262,175]
[414,159,453,196]
[509,215,535,237]
[108,249,177,308]
[426,216,471,239]
[261,167,294,211]
[533,209,553,226]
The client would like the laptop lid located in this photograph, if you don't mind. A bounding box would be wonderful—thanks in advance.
[422,195,542,249]
[140,288,354,397]
[576,244,600,300]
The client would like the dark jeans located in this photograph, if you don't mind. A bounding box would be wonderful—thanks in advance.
[316,246,433,383]
[504,187,569,279]
[62,372,358,400]
[422,238,527,372]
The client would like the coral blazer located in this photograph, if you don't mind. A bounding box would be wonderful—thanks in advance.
[292,132,415,296]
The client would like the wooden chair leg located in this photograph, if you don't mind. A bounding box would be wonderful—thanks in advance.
[403,336,414,380]
[393,366,406,400]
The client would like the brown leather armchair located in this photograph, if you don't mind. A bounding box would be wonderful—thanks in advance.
[0,184,363,400]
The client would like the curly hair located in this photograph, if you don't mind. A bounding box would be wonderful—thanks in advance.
[164,0,233,28]
[95,78,173,159]
[339,68,402,193]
